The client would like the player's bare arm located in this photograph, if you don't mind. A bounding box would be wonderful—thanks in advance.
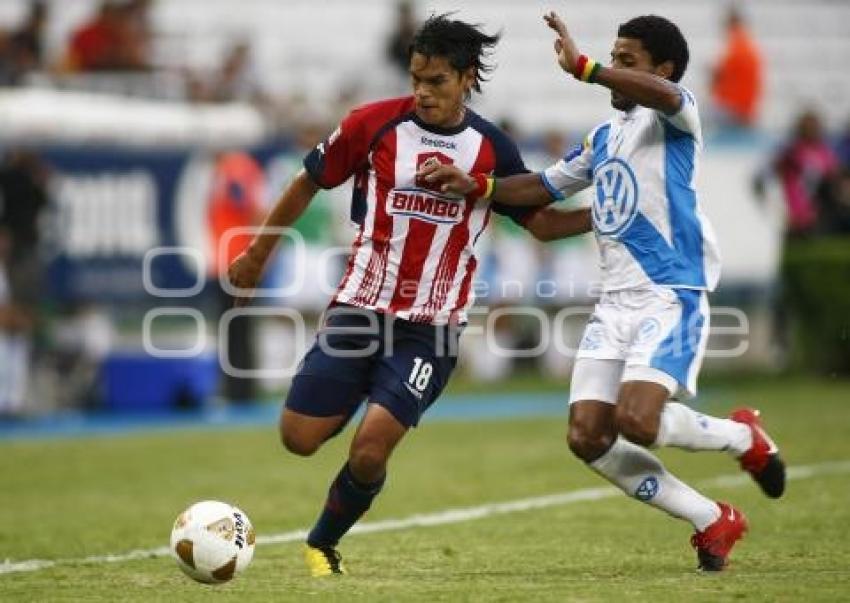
[417,162,590,239]
[418,162,552,206]
[544,11,681,114]
[227,169,319,306]
[524,206,592,241]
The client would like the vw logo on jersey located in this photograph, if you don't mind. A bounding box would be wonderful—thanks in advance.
[592,158,639,235]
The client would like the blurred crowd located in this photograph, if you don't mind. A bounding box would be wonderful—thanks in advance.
[0,151,48,417]
[759,111,850,238]
[0,1,46,85]
[0,0,151,83]
[0,0,271,106]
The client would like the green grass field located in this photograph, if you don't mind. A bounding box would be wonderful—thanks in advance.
[1,377,849,602]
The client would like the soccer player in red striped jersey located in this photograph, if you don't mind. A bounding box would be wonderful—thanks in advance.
[227,14,589,576]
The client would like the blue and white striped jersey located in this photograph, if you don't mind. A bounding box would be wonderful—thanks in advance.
[541,85,720,292]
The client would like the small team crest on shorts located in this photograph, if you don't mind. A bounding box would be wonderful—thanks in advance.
[635,317,662,344]
[592,158,639,236]
[579,324,604,351]
[635,476,660,501]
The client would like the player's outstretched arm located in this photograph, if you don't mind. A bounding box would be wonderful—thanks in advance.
[544,11,681,115]
[418,162,552,206]
[227,170,319,306]
[524,206,592,241]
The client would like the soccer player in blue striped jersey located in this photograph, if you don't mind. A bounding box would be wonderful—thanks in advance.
[421,11,786,572]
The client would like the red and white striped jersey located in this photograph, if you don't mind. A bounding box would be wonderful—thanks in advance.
[304,96,535,325]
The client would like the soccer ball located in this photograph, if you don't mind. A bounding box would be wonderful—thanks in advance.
[170,500,255,584]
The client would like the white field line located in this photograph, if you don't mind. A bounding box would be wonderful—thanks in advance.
[2,459,849,576]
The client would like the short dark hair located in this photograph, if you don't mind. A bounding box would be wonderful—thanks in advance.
[617,15,689,82]
[409,13,500,95]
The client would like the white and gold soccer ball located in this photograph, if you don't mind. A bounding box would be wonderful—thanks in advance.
[170,500,255,584]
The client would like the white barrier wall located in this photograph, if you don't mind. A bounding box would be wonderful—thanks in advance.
[0,88,266,147]
[696,144,784,286]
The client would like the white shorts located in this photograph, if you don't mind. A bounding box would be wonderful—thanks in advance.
[569,286,710,403]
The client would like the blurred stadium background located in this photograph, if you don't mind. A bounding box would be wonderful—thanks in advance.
[1,1,849,598]
[0,0,846,420]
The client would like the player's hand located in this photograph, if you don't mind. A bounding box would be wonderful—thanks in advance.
[227,247,266,307]
[417,160,477,195]
[544,11,580,75]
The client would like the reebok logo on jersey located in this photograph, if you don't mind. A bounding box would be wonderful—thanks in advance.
[420,136,457,150]
[388,189,464,225]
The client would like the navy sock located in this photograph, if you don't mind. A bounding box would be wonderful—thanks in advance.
[306,463,386,548]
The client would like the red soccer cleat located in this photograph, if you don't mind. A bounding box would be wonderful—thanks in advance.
[691,502,748,571]
[730,407,786,498]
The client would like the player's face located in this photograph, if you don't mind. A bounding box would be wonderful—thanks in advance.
[609,38,669,111]
[410,52,473,128]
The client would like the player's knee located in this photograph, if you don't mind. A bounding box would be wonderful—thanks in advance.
[279,424,321,457]
[567,424,615,462]
[614,404,659,447]
[349,441,389,483]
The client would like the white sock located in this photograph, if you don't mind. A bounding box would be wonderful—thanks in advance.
[655,402,752,457]
[590,437,720,531]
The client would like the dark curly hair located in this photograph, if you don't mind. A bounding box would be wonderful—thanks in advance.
[618,15,689,82]
[409,13,500,95]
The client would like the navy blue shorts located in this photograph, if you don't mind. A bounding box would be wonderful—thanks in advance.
[285,304,461,428]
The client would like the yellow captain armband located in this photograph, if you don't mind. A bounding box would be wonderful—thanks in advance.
[472,173,497,199]
[484,176,496,199]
